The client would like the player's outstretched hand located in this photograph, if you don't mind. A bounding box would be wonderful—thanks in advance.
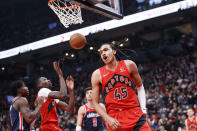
[53,61,63,77]
[106,116,121,130]
[37,96,45,106]
[66,76,74,91]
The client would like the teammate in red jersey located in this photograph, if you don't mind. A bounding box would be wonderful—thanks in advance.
[35,62,75,131]
[185,108,197,131]
[91,43,151,131]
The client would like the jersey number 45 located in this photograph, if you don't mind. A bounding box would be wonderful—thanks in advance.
[114,87,128,100]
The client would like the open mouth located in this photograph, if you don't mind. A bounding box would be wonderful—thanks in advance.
[103,56,108,60]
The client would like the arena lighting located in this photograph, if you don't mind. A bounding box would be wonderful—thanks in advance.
[71,54,75,58]
[112,41,116,44]
[119,43,124,47]
[65,53,69,56]
[125,38,129,42]
[0,0,197,59]
[89,47,94,50]
[1,67,5,71]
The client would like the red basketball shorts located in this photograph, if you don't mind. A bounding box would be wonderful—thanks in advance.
[41,123,62,131]
[107,107,151,131]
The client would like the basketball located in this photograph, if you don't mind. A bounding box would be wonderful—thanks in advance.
[69,33,86,50]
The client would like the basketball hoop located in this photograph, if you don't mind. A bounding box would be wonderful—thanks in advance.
[48,0,83,28]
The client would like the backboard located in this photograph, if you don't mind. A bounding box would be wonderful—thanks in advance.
[70,0,123,20]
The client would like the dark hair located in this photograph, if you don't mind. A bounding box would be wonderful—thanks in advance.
[100,42,136,61]
[100,43,121,61]
[84,87,92,94]
[10,80,24,96]
[100,42,116,50]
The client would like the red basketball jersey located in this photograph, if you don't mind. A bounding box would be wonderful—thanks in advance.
[36,88,59,126]
[99,60,140,112]
[187,116,197,131]
[40,98,59,126]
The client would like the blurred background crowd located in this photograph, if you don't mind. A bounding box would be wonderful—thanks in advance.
[0,0,197,131]
[0,33,196,131]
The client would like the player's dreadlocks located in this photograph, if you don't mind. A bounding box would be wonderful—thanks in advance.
[99,41,136,61]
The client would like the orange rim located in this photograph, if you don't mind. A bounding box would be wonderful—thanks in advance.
[48,0,80,9]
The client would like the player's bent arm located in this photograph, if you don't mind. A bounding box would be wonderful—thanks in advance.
[76,106,85,131]
[91,70,109,121]
[56,90,75,113]
[125,60,147,114]
[48,76,67,100]
[99,103,108,127]
[185,120,189,131]
[18,97,42,124]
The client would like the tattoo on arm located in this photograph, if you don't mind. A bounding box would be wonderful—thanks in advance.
[18,98,42,124]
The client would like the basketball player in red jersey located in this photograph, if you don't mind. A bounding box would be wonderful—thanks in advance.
[185,108,197,131]
[35,62,75,131]
[91,43,151,131]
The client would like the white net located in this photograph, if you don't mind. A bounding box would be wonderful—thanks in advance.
[48,0,83,28]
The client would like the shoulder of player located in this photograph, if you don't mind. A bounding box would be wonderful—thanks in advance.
[78,105,85,114]
[38,87,51,97]
[99,103,105,107]
[12,97,27,112]
[39,87,51,92]
[14,97,28,107]
[123,60,136,66]
[17,97,28,103]
[99,103,106,109]
[91,69,101,80]
[92,69,101,76]
[123,60,137,72]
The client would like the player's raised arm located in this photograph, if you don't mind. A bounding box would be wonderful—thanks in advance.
[48,61,67,99]
[56,76,75,113]
[17,96,44,124]
[91,69,121,130]
[125,60,147,114]
[76,106,85,131]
